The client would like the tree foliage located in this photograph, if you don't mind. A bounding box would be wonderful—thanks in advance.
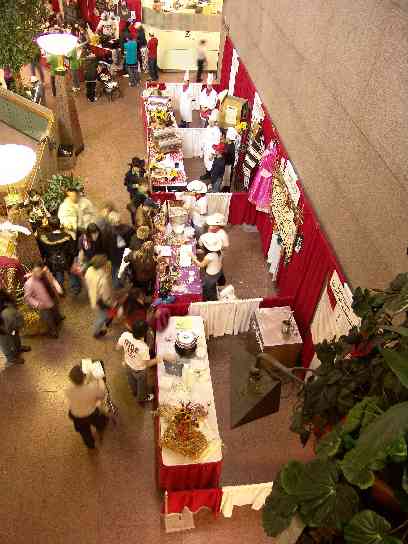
[0,0,46,74]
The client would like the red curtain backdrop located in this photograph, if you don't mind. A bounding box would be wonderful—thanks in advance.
[220,36,234,90]
[228,193,273,257]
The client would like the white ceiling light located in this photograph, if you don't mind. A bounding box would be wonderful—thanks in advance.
[0,144,37,186]
[37,33,78,56]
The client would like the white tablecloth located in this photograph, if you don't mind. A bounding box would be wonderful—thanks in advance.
[206,192,232,223]
[156,316,222,466]
[175,127,207,158]
[189,298,262,337]
[220,482,273,518]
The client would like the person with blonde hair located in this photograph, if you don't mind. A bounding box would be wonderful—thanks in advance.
[127,240,156,295]
[84,255,113,338]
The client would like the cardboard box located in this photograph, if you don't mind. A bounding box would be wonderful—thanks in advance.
[219,96,248,129]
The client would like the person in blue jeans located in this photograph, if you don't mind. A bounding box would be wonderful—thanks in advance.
[210,143,226,193]
[124,37,139,87]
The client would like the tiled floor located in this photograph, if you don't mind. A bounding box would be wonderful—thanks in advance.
[0,69,312,543]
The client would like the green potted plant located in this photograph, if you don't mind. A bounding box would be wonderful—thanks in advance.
[0,1,46,94]
[42,173,84,215]
[263,399,408,543]
[262,273,408,543]
[291,273,408,446]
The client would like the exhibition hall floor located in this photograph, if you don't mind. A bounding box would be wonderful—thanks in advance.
[0,73,312,543]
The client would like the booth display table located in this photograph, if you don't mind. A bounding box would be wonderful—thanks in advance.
[143,94,187,191]
[156,316,223,491]
[248,306,303,367]
[155,239,202,304]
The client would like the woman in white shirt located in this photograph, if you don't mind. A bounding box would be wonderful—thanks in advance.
[192,232,224,301]
[184,180,208,237]
[116,320,162,402]
[205,213,229,249]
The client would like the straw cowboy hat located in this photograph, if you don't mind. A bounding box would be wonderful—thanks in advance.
[226,127,238,141]
[206,213,226,227]
[187,180,207,193]
[200,232,222,252]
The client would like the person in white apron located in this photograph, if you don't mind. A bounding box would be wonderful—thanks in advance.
[179,70,193,127]
[200,109,221,180]
[199,73,218,127]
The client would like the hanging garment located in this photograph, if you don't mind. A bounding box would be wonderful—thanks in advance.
[242,128,265,189]
[248,142,279,212]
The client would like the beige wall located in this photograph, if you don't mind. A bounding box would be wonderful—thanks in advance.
[223,0,408,288]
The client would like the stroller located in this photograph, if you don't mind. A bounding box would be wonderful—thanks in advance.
[82,359,119,424]
[96,61,122,102]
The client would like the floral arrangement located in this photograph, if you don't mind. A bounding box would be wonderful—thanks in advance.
[160,402,209,460]
[236,121,248,133]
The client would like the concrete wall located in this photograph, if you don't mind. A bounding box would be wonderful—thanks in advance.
[222,0,408,288]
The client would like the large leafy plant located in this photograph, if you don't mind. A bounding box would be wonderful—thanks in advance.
[291,273,408,446]
[42,174,84,214]
[0,0,46,89]
[263,399,408,543]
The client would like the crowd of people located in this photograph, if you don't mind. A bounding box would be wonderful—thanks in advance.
[0,149,231,449]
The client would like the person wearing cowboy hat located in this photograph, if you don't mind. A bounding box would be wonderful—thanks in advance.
[200,109,221,180]
[199,73,218,127]
[209,142,226,193]
[191,232,224,301]
[179,70,193,128]
[201,213,229,249]
[184,180,208,237]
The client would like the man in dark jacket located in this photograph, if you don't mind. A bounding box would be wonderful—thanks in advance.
[210,143,226,193]
[38,216,76,291]
[103,211,134,289]
[0,290,30,366]
[84,54,98,102]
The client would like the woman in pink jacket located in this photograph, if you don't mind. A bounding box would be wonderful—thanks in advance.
[24,262,64,338]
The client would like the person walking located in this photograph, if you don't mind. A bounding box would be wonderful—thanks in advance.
[124,36,139,87]
[65,364,108,449]
[147,32,159,81]
[135,22,148,72]
[84,255,114,338]
[24,263,65,338]
[104,211,134,289]
[116,320,162,402]
[38,216,76,291]
[0,290,31,366]
[83,53,98,102]
[30,45,45,84]
[196,39,207,82]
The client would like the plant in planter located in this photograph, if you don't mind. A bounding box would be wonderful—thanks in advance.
[263,399,408,543]
[291,273,408,446]
[42,173,84,215]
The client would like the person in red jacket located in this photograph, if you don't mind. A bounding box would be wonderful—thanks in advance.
[147,32,159,81]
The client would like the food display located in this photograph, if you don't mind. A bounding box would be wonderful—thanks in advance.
[143,90,187,189]
[160,402,209,461]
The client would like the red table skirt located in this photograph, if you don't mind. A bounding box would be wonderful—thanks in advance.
[155,408,222,492]
[173,293,202,304]
[165,488,222,515]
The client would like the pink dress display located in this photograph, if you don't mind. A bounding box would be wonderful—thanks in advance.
[248,142,279,213]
